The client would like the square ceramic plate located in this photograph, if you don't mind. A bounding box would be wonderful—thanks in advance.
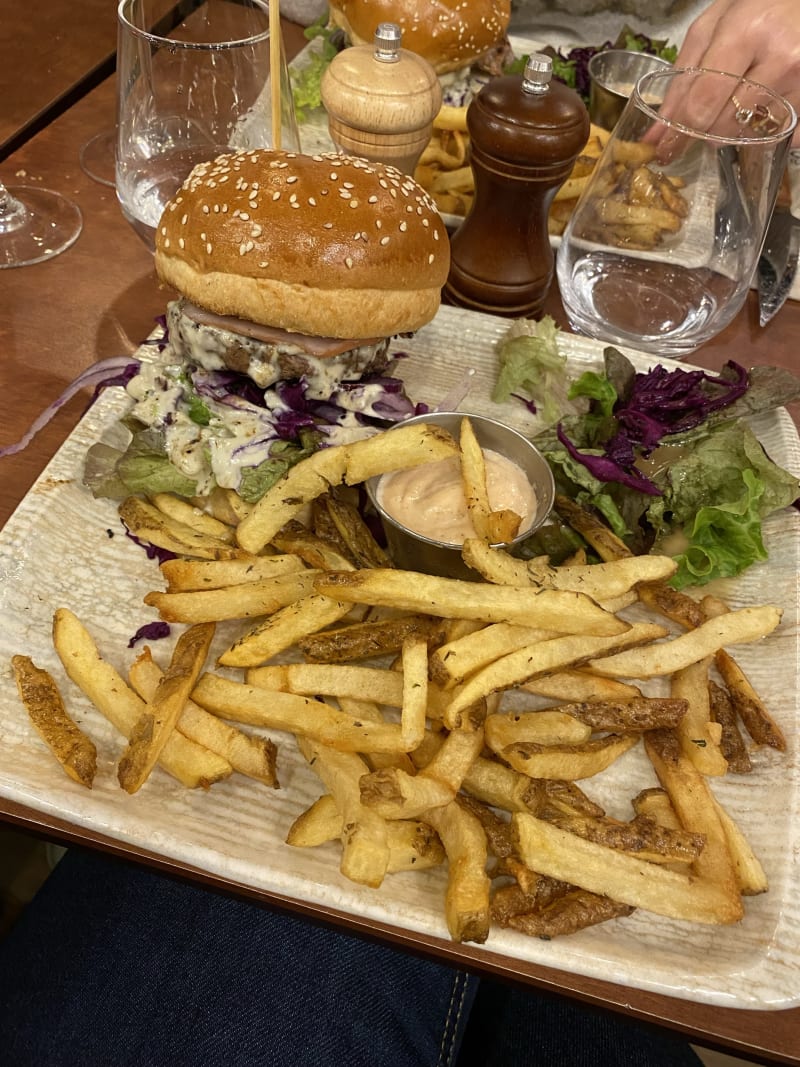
[1,306,798,1007]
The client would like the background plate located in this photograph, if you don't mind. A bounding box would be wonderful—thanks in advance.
[1,306,799,1007]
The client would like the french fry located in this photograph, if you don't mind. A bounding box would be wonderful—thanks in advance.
[443,623,666,729]
[459,417,492,541]
[192,673,413,754]
[503,891,635,938]
[271,518,356,571]
[400,636,428,750]
[461,756,545,814]
[589,606,782,679]
[128,649,278,788]
[671,657,728,776]
[150,493,235,542]
[484,709,592,750]
[119,496,243,560]
[159,554,304,592]
[500,733,639,781]
[299,613,443,664]
[117,622,216,794]
[144,570,320,623]
[316,491,392,569]
[314,569,630,635]
[343,422,458,485]
[710,796,768,896]
[296,735,390,888]
[217,593,353,668]
[644,729,742,916]
[429,622,555,689]
[521,669,643,703]
[539,809,705,866]
[52,608,231,788]
[708,680,752,774]
[12,655,97,789]
[423,800,491,943]
[714,648,786,751]
[513,813,743,925]
[286,795,446,872]
[236,447,349,554]
[555,696,687,732]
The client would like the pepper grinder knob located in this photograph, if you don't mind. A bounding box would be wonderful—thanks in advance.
[321,23,442,175]
[445,52,590,318]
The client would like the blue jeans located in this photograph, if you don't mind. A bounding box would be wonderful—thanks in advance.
[0,848,702,1066]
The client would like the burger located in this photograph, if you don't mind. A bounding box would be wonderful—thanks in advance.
[326,0,513,75]
[83,148,449,505]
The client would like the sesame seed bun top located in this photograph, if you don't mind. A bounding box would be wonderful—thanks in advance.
[328,0,511,75]
[154,149,450,340]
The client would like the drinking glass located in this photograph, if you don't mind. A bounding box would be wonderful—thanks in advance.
[556,67,797,357]
[116,0,300,251]
[0,181,82,268]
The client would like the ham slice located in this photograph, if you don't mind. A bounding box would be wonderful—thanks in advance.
[181,301,384,359]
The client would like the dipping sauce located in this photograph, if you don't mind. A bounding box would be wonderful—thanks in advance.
[377,449,538,546]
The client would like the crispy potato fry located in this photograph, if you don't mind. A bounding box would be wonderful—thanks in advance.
[671,657,728,776]
[217,594,353,668]
[710,796,768,896]
[521,670,643,703]
[360,725,485,819]
[484,710,592,750]
[553,494,632,561]
[247,662,403,708]
[150,493,235,542]
[119,496,243,560]
[429,622,555,689]
[271,518,356,571]
[160,554,304,592]
[401,636,428,750]
[236,447,349,555]
[52,608,231,788]
[193,673,413,754]
[299,613,443,664]
[443,623,666,729]
[423,800,491,943]
[286,794,445,872]
[708,680,752,774]
[144,570,320,623]
[513,813,743,925]
[556,696,687,732]
[129,650,278,788]
[505,891,635,938]
[462,539,677,596]
[458,417,492,541]
[118,622,216,794]
[540,809,705,866]
[317,491,392,569]
[433,104,469,131]
[501,733,639,781]
[461,756,544,814]
[296,735,390,888]
[12,655,97,788]
[644,729,741,912]
[714,648,786,751]
[589,606,782,678]
[343,422,458,486]
[314,569,629,635]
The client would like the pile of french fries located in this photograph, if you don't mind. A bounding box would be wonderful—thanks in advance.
[12,418,787,945]
[573,139,690,251]
[414,103,611,235]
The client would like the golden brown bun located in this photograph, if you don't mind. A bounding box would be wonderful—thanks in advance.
[154,149,449,339]
[328,0,511,75]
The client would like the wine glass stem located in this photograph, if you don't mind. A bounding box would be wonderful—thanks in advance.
[0,182,29,235]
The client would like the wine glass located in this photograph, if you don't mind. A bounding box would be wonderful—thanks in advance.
[556,67,797,358]
[116,0,300,252]
[0,180,82,268]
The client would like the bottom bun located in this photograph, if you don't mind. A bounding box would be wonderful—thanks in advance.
[158,254,442,340]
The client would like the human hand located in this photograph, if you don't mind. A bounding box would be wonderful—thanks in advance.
[677,0,800,144]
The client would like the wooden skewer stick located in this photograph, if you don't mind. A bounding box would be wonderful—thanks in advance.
[269,0,282,150]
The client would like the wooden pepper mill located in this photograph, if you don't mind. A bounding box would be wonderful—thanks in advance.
[445,54,590,317]
[320,22,442,175]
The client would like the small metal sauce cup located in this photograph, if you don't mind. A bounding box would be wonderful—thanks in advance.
[588,50,672,130]
[366,411,555,581]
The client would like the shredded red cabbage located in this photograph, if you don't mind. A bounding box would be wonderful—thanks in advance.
[128,620,171,648]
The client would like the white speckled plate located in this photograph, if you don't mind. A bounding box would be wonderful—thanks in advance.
[1,306,799,1007]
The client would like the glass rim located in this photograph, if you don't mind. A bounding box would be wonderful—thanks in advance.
[117,0,272,50]
[633,65,798,145]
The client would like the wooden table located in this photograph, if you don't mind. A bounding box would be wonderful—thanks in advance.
[2,22,800,1067]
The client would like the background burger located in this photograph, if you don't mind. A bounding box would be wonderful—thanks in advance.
[326,0,512,75]
[84,148,449,506]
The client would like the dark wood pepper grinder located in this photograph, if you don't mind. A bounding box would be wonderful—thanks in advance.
[445,54,589,318]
